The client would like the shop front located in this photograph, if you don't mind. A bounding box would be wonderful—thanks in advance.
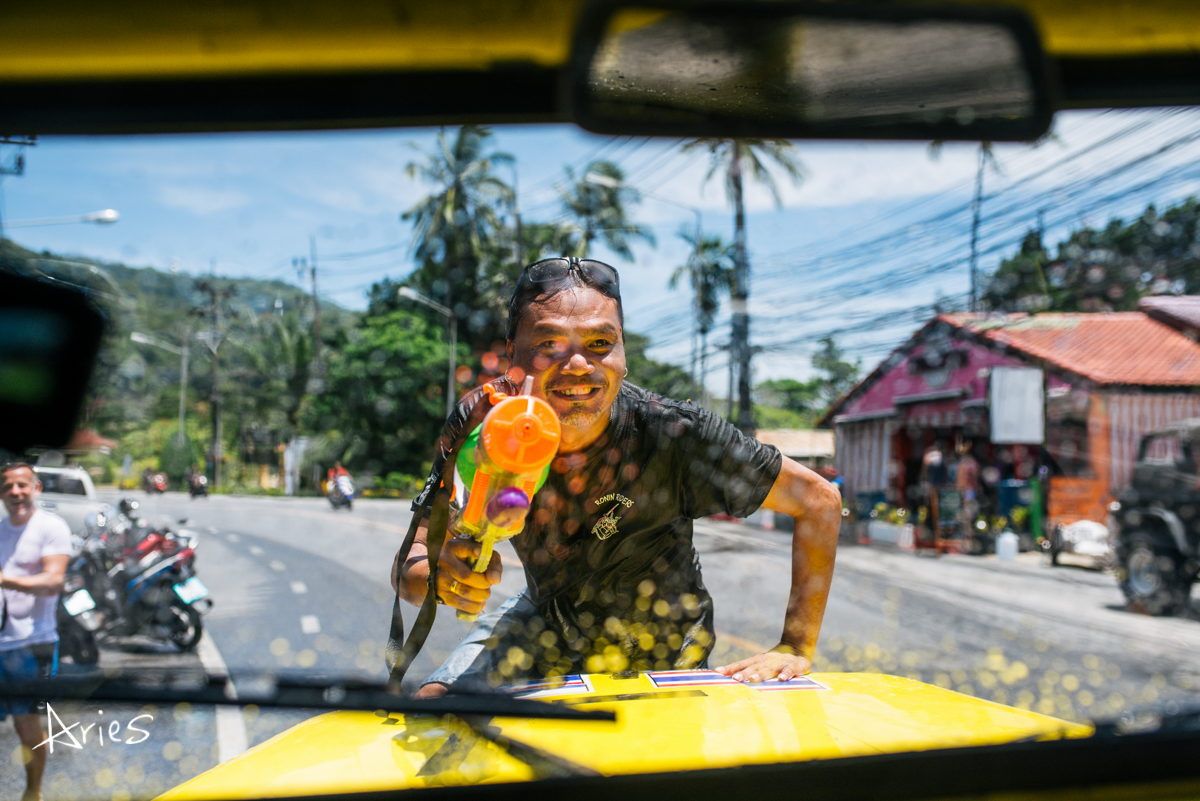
[824,312,1200,553]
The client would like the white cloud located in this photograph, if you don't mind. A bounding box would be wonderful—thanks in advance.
[158,185,251,215]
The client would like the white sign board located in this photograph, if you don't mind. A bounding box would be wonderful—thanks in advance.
[989,367,1044,444]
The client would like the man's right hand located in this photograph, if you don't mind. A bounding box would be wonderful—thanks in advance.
[435,538,503,615]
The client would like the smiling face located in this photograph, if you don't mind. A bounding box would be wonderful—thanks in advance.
[507,286,627,453]
[1,465,41,526]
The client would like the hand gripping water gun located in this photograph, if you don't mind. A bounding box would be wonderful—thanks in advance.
[451,379,561,620]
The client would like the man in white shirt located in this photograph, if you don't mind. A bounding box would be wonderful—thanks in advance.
[1,462,71,801]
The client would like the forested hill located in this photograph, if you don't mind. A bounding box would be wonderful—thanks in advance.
[0,237,345,333]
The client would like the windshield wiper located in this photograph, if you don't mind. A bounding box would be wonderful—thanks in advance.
[0,674,616,722]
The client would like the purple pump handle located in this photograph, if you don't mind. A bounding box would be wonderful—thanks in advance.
[486,486,530,528]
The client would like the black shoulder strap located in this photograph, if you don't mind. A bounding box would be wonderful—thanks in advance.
[386,394,494,693]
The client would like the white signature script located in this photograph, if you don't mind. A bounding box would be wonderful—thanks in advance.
[34,704,153,752]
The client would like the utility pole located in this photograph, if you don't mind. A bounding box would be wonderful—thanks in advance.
[309,235,323,375]
[968,144,987,312]
[511,163,524,268]
[0,135,36,237]
[729,149,755,435]
[195,264,230,489]
[178,328,189,445]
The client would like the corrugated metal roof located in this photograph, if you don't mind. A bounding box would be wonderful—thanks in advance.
[942,311,1200,386]
[754,428,835,458]
[1138,295,1200,333]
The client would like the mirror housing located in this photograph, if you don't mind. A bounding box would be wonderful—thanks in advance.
[569,0,1054,141]
[0,271,106,454]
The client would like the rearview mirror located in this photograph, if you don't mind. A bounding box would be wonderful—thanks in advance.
[570,0,1053,141]
[0,271,106,454]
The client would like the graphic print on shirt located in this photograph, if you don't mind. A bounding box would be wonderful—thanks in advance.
[591,492,634,540]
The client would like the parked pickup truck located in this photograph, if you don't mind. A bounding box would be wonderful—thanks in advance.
[34,465,108,535]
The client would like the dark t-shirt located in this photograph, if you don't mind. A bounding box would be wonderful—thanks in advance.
[411,377,782,673]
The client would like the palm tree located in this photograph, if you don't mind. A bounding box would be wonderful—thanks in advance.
[402,125,514,342]
[681,138,804,433]
[558,160,655,259]
[669,227,735,406]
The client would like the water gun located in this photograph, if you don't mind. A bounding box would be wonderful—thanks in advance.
[451,380,561,620]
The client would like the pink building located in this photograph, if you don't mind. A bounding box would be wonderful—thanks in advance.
[821,310,1200,535]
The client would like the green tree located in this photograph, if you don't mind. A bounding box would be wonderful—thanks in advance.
[669,227,735,402]
[681,138,805,433]
[308,308,458,477]
[983,198,1200,313]
[558,160,655,259]
[228,311,314,431]
[401,125,514,350]
[624,332,693,402]
[811,336,861,409]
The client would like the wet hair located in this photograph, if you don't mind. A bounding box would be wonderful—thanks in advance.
[506,259,624,341]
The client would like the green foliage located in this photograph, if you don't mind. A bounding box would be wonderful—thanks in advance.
[811,336,861,408]
[983,198,1200,312]
[159,431,202,484]
[624,332,693,402]
[401,125,515,352]
[756,377,821,416]
[308,308,456,477]
[752,403,813,429]
[670,229,735,337]
[558,160,656,260]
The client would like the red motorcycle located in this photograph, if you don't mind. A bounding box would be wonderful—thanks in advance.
[143,471,169,494]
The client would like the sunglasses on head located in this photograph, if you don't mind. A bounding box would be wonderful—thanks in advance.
[517,257,620,294]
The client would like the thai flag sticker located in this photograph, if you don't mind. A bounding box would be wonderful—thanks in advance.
[506,674,595,699]
[748,675,830,691]
[646,670,740,688]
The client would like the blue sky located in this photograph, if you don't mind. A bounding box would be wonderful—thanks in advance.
[4,109,1200,388]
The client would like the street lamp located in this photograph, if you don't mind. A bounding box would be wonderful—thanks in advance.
[398,287,458,418]
[4,208,120,228]
[130,330,190,446]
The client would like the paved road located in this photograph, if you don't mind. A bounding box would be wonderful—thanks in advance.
[3,492,1197,799]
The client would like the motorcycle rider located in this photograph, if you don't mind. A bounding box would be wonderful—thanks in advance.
[0,462,71,801]
[327,462,352,502]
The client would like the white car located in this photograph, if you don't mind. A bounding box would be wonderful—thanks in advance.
[34,465,105,535]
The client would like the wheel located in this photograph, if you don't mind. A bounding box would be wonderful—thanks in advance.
[71,627,100,666]
[167,601,203,651]
[62,623,100,666]
[1118,532,1193,616]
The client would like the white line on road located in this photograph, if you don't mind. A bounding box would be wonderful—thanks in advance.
[300,615,321,634]
[249,545,264,555]
[269,560,287,572]
[226,534,240,543]
[196,631,249,764]
[290,581,308,594]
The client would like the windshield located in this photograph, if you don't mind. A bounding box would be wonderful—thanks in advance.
[35,472,87,496]
[2,109,1199,800]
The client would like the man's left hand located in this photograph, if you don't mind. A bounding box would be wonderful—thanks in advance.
[715,647,811,683]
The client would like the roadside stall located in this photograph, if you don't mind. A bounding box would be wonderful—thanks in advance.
[822,311,1200,552]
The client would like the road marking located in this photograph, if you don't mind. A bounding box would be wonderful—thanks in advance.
[249,545,263,555]
[269,560,286,572]
[300,615,321,634]
[291,581,308,594]
[226,534,240,543]
[196,631,249,764]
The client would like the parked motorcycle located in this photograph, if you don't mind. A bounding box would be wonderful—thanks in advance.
[56,532,103,666]
[81,505,211,652]
[329,473,355,511]
[188,473,209,499]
